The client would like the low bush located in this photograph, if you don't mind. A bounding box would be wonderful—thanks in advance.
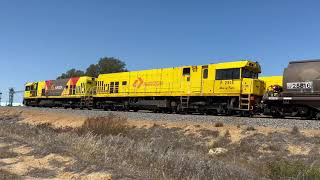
[266,159,320,180]
[214,122,224,127]
[35,123,53,129]
[0,169,22,180]
[0,147,19,159]
[291,125,300,135]
[207,129,231,148]
[75,114,129,136]
[246,126,256,131]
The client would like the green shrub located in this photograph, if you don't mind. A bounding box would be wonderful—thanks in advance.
[266,159,320,180]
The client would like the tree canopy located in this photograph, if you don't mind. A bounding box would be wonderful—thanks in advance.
[56,57,127,79]
[85,57,127,77]
[57,69,85,79]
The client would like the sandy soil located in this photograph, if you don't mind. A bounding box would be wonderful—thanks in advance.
[3,107,320,144]
[1,107,319,178]
[2,107,319,143]
[0,136,112,180]
[19,109,87,128]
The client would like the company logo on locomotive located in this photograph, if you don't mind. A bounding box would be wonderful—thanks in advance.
[133,77,163,88]
[133,77,144,88]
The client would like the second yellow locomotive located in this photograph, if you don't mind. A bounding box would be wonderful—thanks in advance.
[24,76,96,108]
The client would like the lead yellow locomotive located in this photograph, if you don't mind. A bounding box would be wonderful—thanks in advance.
[94,60,264,115]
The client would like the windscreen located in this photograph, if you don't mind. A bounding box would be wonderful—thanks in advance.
[242,68,258,79]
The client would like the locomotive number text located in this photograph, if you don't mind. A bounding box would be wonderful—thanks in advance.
[287,82,313,89]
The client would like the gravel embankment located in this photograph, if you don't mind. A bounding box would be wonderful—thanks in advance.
[5,107,320,130]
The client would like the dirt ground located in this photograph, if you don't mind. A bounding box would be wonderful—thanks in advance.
[4,107,320,144]
[1,107,320,179]
[0,108,110,179]
[0,136,111,180]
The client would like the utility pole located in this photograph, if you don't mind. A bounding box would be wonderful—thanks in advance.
[8,88,14,106]
[8,88,25,106]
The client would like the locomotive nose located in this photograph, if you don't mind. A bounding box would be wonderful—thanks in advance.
[253,79,265,96]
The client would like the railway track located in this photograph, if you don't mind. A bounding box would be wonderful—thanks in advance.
[7,106,320,130]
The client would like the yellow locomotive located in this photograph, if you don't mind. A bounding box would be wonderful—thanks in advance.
[94,60,264,114]
[24,76,96,108]
[23,60,268,115]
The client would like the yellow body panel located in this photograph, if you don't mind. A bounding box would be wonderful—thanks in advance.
[95,60,264,98]
[259,76,283,91]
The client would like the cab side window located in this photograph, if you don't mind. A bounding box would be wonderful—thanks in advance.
[183,68,191,76]
[25,86,30,91]
[216,68,240,80]
[203,69,208,79]
[242,69,258,79]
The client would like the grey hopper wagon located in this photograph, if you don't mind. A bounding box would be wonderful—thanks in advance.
[263,59,320,119]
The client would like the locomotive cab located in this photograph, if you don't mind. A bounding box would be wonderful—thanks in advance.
[240,66,265,110]
[24,82,38,98]
[240,63,265,110]
[213,61,264,113]
[24,83,32,98]
[23,82,39,106]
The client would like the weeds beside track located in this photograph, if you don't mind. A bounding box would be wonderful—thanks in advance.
[1,109,320,179]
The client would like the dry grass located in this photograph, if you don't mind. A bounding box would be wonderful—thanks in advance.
[25,168,57,179]
[222,130,320,179]
[1,111,320,179]
[197,129,219,138]
[0,113,252,179]
[266,159,320,179]
[0,169,22,180]
[207,129,231,149]
[291,125,300,135]
[75,114,129,136]
[0,147,19,159]
[246,126,256,131]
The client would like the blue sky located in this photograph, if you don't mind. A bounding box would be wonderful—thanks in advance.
[1,0,320,103]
